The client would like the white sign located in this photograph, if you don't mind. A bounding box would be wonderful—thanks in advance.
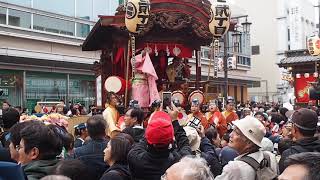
[289,0,302,49]
[96,75,102,107]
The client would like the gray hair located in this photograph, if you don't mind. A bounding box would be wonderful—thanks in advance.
[177,156,214,180]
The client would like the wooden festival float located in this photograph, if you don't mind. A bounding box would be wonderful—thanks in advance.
[82,0,231,110]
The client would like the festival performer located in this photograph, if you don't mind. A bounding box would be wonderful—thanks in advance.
[187,99,209,129]
[205,100,227,137]
[102,91,120,138]
[222,97,239,130]
[131,52,160,108]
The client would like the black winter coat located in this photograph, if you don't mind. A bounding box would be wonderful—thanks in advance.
[122,127,145,143]
[128,120,192,180]
[279,137,320,173]
[100,163,131,180]
[199,137,223,177]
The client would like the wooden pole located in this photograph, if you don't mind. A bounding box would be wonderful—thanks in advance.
[124,39,131,108]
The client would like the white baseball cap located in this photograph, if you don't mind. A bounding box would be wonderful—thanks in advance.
[233,116,266,147]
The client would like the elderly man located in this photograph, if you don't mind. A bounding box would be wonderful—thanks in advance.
[161,156,214,180]
[215,116,278,180]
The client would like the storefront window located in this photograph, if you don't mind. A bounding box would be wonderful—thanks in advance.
[0,70,23,108]
[7,0,32,7]
[8,9,31,28]
[33,14,75,36]
[76,0,92,20]
[0,7,6,24]
[69,75,95,110]
[26,72,67,113]
[33,0,75,17]
[76,22,90,38]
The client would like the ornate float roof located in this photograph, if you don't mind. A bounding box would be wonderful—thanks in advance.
[82,0,234,51]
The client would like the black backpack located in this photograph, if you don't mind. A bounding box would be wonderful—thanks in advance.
[239,152,278,180]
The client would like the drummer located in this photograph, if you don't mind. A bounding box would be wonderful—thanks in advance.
[205,100,227,137]
[187,98,209,129]
[222,97,239,127]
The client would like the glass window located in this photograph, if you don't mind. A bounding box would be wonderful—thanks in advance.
[33,0,75,17]
[0,7,6,25]
[0,70,23,108]
[76,0,92,20]
[7,0,32,7]
[26,72,67,112]
[76,22,90,38]
[8,9,31,28]
[33,14,75,36]
[69,75,95,109]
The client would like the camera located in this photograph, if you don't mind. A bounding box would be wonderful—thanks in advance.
[187,116,201,129]
[129,100,140,109]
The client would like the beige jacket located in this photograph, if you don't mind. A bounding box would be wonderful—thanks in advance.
[215,150,278,180]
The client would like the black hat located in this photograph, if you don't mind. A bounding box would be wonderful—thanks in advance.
[291,108,318,131]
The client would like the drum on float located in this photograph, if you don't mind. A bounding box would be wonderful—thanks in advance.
[104,76,130,95]
[172,90,185,105]
[188,90,205,105]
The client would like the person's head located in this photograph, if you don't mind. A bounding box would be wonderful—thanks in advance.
[183,126,201,152]
[124,108,145,127]
[191,99,200,113]
[291,108,318,139]
[221,133,230,147]
[254,111,266,123]
[205,127,220,147]
[229,116,266,155]
[56,104,64,114]
[103,133,133,166]
[53,159,90,180]
[2,108,20,130]
[226,102,235,111]
[270,113,284,124]
[278,152,320,180]
[9,121,39,161]
[59,99,65,105]
[18,122,63,165]
[162,156,214,180]
[86,115,107,140]
[74,123,88,138]
[145,111,174,149]
[243,108,251,117]
[106,92,118,107]
[2,101,10,110]
[208,101,218,112]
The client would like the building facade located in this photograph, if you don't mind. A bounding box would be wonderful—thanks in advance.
[0,0,119,111]
[233,0,317,102]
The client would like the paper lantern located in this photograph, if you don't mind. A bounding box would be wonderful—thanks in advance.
[296,74,301,78]
[125,0,150,33]
[304,73,309,78]
[307,36,320,56]
[209,0,231,38]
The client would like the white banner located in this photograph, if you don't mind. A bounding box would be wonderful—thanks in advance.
[96,75,102,107]
[289,0,302,49]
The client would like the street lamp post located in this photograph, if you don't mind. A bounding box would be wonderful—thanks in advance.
[223,17,251,103]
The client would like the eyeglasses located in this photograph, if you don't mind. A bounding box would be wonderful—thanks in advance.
[15,145,21,151]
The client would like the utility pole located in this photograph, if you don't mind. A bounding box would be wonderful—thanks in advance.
[315,0,320,36]
[223,33,229,102]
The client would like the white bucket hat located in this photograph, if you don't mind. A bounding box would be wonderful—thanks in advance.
[183,126,201,152]
[233,116,266,147]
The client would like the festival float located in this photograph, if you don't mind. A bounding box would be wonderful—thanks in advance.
[82,0,231,110]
